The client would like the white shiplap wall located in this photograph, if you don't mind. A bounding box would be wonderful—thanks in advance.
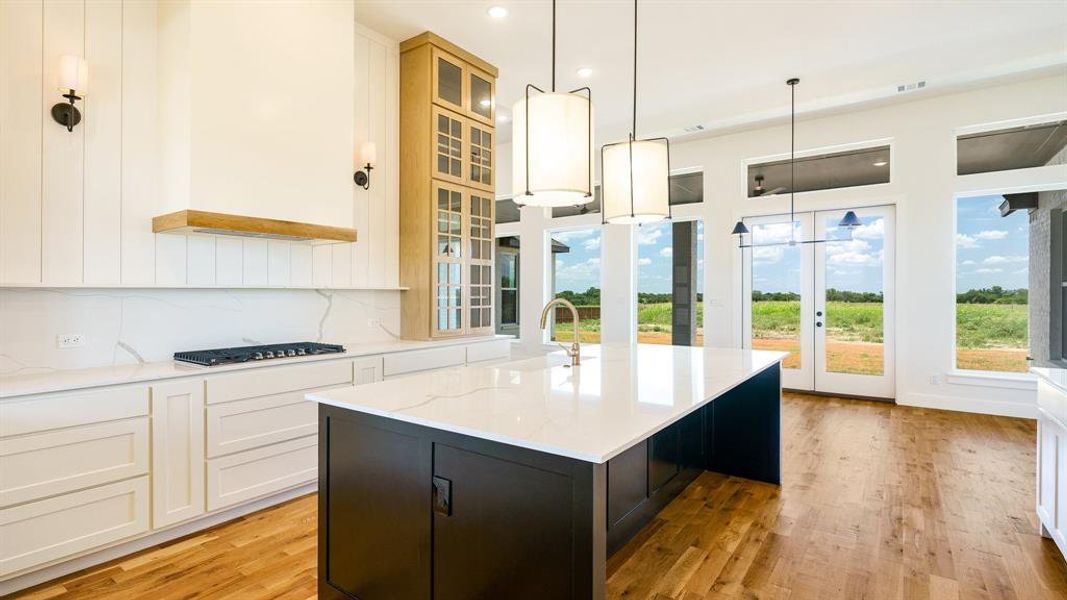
[0,1,399,289]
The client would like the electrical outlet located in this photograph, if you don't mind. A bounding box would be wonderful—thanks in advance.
[57,333,85,348]
[367,318,382,328]
[930,374,942,385]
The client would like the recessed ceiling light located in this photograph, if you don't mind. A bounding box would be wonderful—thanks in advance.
[576,66,593,78]
[872,160,888,167]
[487,6,508,19]
[479,98,492,107]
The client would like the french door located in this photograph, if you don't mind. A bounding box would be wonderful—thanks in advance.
[742,206,895,398]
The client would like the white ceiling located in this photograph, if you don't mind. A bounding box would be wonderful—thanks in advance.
[356,0,1067,144]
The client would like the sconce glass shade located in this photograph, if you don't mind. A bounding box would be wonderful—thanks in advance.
[601,137,670,224]
[731,220,750,235]
[57,55,88,95]
[359,141,377,167]
[512,91,594,207]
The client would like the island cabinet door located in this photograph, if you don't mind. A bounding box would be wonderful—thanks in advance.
[431,443,592,600]
[319,412,431,600]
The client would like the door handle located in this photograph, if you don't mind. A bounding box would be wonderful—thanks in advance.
[816,321,823,327]
[432,476,452,516]
[816,310,823,317]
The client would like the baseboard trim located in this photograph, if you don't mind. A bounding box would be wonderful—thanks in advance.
[0,483,316,596]
[897,392,1036,419]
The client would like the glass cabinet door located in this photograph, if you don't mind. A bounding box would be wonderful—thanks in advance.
[434,183,465,335]
[468,68,494,124]
[432,48,465,114]
[468,123,493,191]
[468,193,494,332]
[433,107,465,185]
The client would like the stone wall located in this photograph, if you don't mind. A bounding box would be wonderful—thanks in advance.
[1029,143,1067,366]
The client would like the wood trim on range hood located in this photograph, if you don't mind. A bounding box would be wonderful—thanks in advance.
[152,210,357,244]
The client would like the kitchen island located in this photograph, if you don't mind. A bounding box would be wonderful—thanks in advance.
[309,344,785,600]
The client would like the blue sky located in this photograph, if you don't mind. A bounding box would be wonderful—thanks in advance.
[550,221,705,294]
[956,195,1029,291]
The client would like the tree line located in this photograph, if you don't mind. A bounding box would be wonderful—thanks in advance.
[555,288,704,306]
[752,286,1027,304]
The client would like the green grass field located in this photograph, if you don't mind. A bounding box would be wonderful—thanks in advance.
[557,300,1029,373]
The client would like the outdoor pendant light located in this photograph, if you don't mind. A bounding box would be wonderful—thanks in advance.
[601,0,670,225]
[512,0,595,208]
[732,78,862,247]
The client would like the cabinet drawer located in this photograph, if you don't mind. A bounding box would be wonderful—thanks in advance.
[0,385,148,438]
[0,476,149,576]
[0,418,149,508]
[206,391,322,458]
[465,340,510,364]
[206,360,353,405]
[206,435,317,511]
[384,347,464,377]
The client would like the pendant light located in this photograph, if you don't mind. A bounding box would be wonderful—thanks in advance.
[512,0,595,208]
[601,0,671,225]
[731,78,862,246]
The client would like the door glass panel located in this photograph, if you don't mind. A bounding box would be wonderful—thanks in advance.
[470,73,492,119]
[435,112,463,179]
[750,221,802,369]
[469,194,493,329]
[469,125,492,186]
[437,56,462,106]
[550,228,602,343]
[823,214,885,375]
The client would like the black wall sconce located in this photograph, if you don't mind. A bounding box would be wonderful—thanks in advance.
[354,142,376,190]
[52,55,87,132]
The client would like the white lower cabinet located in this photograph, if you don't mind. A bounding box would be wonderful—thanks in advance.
[0,418,149,508]
[206,435,317,511]
[0,477,149,576]
[1037,377,1067,559]
[150,380,206,529]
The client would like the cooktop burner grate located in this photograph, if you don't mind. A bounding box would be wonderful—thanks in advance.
[174,342,345,366]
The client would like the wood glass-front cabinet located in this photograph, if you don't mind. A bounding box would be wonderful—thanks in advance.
[401,33,498,340]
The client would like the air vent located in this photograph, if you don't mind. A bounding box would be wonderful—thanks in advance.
[682,124,705,133]
[896,80,927,93]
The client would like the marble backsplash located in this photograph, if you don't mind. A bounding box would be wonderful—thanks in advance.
[0,288,401,375]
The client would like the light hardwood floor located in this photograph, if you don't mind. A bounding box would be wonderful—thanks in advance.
[7,393,1066,599]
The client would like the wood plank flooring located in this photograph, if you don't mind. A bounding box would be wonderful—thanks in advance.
[6,393,1066,599]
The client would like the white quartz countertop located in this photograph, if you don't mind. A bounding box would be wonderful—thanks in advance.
[307,344,787,464]
[0,336,506,398]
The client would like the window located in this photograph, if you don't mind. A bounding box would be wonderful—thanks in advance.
[636,220,704,345]
[957,120,1067,175]
[955,194,1029,373]
[549,227,601,343]
[496,237,520,337]
[747,145,890,198]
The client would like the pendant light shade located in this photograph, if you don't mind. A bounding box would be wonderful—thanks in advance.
[512,0,594,208]
[602,137,670,224]
[838,210,862,228]
[512,91,594,207]
[601,0,670,225]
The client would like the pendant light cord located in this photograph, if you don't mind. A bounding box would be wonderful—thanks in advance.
[551,0,556,91]
[631,0,637,138]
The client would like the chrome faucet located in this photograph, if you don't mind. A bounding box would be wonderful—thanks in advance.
[539,298,581,366]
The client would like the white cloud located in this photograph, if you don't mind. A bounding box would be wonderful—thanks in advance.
[637,258,652,266]
[637,226,664,246]
[960,260,976,266]
[956,233,978,249]
[582,236,601,251]
[553,229,597,243]
[825,239,882,267]
[851,218,884,240]
[752,245,784,265]
[983,255,1026,265]
[973,267,1002,274]
[752,223,795,244]
[659,247,673,257]
[974,230,1008,241]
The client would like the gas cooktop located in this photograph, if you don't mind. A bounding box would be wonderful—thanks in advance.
[173,342,345,367]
